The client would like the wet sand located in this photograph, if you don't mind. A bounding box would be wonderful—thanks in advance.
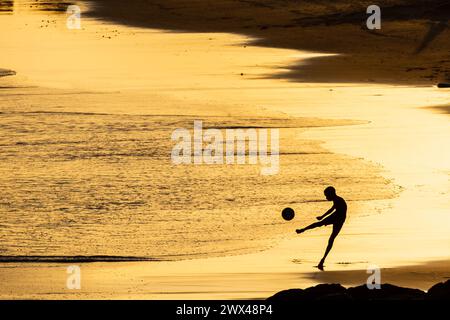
[0,1,449,299]
[0,241,448,299]
[85,0,450,85]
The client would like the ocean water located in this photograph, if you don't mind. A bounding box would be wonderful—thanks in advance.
[0,2,395,261]
[0,85,395,260]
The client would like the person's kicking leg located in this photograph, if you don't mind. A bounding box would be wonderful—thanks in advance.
[296,220,325,234]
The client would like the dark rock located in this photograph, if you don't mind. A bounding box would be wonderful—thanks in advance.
[268,289,305,302]
[437,83,450,88]
[427,279,450,300]
[347,283,426,300]
[268,284,351,301]
[303,283,350,300]
[0,69,16,78]
[269,280,450,301]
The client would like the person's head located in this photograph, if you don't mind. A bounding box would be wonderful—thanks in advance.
[324,186,336,201]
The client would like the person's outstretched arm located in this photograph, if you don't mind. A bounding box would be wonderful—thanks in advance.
[316,205,335,220]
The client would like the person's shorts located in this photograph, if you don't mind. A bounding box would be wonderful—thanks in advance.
[321,214,345,233]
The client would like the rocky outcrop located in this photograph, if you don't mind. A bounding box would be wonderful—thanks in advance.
[0,69,16,78]
[427,279,450,300]
[268,280,450,301]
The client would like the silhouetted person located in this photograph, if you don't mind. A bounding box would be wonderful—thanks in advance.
[296,186,347,271]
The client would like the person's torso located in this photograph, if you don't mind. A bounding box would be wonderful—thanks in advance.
[332,196,347,222]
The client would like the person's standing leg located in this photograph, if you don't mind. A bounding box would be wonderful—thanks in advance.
[317,223,342,270]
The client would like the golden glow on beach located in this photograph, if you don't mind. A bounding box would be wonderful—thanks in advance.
[0,1,449,299]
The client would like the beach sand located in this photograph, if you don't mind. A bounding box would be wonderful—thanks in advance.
[0,1,449,299]
[0,241,448,299]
